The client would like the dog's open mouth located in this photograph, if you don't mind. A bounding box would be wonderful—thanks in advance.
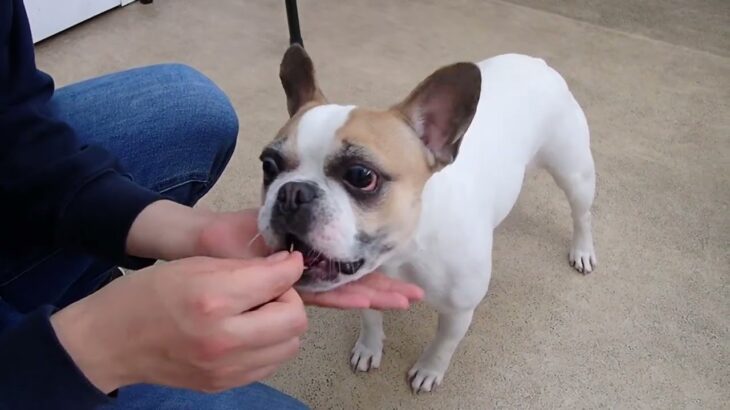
[285,234,364,281]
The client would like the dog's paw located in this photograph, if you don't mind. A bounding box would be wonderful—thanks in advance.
[569,242,597,274]
[350,340,382,372]
[407,364,445,393]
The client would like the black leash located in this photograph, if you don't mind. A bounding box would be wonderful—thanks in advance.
[285,0,303,47]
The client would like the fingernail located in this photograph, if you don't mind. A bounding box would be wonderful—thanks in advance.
[266,251,290,262]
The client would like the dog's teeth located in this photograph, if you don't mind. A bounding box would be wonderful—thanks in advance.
[289,243,294,252]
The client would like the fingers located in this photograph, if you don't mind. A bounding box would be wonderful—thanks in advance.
[385,280,424,301]
[238,363,280,384]
[195,208,274,259]
[299,291,371,309]
[222,288,307,349]
[275,286,305,305]
[359,273,425,301]
[216,336,301,370]
[237,208,272,258]
[363,290,410,310]
[299,286,414,310]
[244,233,271,259]
[220,252,305,313]
[195,360,284,393]
[211,363,281,392]
[299,272,424,310]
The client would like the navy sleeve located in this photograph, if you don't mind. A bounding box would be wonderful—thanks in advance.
[0,0,162,262]
[0,302,112,409]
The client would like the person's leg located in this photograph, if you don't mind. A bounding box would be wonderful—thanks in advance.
[101,383,308,410]
[1,64,305,409]
[48,63,239,306]
[0,64,238,311]
[48,63,238,206]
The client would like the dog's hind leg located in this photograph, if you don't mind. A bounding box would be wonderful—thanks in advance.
[351,309,385,371]
[540,100,597,273]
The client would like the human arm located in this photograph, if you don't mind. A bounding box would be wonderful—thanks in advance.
[0,301,113,409]
[49,253,307,394]
[0,0,161,263]
[1,251,307,409]
[126,202,424,309]
[0,1,171,407]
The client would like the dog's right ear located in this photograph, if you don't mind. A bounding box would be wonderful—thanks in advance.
[392,62,481,169]
[279,44,327,117]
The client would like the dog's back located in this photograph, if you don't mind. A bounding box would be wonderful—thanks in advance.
[427,54,585,224]
[388,53,595,309]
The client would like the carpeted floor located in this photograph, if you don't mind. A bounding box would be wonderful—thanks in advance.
[35,1,729,408]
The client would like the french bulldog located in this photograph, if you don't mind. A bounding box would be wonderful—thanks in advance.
[257,45,597,393]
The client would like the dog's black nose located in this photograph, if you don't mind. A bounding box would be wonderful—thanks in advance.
[276,181,318,213]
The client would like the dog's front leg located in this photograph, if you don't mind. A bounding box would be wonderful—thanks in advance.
[408,309,474,393]
[350,309,385,371]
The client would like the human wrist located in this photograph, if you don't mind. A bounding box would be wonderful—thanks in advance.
[50,297,131,394]
[126,200,215,260]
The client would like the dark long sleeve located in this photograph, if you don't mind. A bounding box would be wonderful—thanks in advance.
[0,302,111,409]
[1,1,161,408]
[0,0,161,261]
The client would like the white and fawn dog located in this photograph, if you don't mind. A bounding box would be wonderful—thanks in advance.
[257,45,597,393]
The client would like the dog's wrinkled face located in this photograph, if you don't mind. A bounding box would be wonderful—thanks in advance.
[258,106,433,291]
[258,45,481,291]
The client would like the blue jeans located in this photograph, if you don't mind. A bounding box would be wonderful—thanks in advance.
[0,64,306,410]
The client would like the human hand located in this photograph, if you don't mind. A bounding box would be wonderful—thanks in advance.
[190,207,424,310]
[299,272,424,310]
[195,210,425,310]
[126,201,268,261]
[127,202,423,310]
[195,207,269,258]
[51,252,306,393]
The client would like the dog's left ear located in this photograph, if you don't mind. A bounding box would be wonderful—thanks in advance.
[280,44,327,117]
[393,62,481,169]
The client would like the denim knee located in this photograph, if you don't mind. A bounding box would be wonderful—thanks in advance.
[148,64,239,202]
[159,63,238,161]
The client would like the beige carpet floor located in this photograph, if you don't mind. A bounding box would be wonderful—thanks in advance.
[35,1,729,408]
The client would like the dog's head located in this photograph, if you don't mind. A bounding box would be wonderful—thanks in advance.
[258,45,481,291]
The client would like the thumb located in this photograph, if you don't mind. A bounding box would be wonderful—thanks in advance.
[220,251,305,313]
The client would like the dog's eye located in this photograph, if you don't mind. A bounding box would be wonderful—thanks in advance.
[343,165,378,192]
[261,157,280,183]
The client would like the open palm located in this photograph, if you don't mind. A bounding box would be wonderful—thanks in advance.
[299,272,424,310]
